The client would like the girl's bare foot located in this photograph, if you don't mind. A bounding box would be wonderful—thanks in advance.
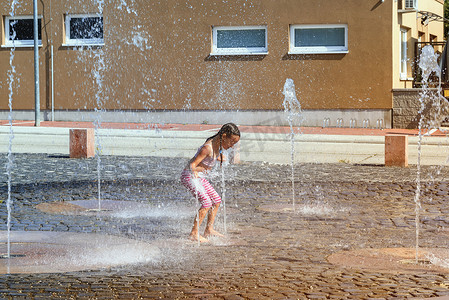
[189,234,209,243]
[204,228,224,238]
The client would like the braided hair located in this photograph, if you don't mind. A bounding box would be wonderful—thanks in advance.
[205,123,240,167]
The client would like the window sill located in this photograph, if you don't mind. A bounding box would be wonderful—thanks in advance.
[398,9,418,13]
[62,43,105,47]
[2,44,43,48]
[288,50,348,55]
[210,52,268,56]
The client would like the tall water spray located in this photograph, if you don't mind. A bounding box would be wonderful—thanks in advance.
[221,165,227,235]
[414,45,445,262]
[92,1,105,211]
[221,151,231,235]
[93,48,105,211]
[5,0,19,260]
[282,79,302,210]
[88,0,150,211]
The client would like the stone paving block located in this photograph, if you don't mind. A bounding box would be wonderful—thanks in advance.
[139,294,162,299]
[306,294,328,299]
[222,294,245,300]
[34,294,58,299]
[40,226,54,231]
[75,292,96,298]
[391,218,410,227]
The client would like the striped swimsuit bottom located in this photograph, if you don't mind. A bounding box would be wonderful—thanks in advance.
[180,169,221,208]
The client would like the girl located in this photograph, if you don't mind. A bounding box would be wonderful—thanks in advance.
[181,123,240,242]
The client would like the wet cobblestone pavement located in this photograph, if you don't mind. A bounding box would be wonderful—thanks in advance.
[2,154,449,299]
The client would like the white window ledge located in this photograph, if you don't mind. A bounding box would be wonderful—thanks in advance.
[62,43,105,47]
[210,52,268,56]
[288,50,348,55]
[2,44,43,48]
[398,9,418,13]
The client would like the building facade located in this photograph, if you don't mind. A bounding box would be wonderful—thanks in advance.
[392,0,446,128]
[0,0,444,128]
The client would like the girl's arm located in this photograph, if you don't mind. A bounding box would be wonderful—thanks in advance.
[189,145,211,178]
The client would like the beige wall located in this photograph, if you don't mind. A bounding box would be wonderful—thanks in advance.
[0,0,432,116]
[393,0,444,89]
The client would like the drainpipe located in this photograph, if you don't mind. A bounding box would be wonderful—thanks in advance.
[51,45,54,121]
[50,0,54,122]
[33,0,40,126]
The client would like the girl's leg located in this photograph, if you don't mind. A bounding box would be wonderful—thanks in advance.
[189,206,210,242]
[181,171,213,242]
[201,179,223,237]
[204,203,224,237]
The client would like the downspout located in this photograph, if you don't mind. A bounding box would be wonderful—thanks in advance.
[50,0,54,121]
[33,0,40,126]
[51,45,54,122]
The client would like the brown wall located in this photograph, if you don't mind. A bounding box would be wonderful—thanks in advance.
[0,0,393,112]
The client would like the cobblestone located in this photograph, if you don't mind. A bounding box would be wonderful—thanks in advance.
[1,154,449,298]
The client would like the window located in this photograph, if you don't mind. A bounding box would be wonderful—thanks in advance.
[64,14,104,46]
[417,31,424,50]
[418,31,424,43]
[400,28,408,80]
[4,16,42,47]
[289,24,348,54]
[211,26,268,55]
[405,0,417,9]
[430,34,437,43]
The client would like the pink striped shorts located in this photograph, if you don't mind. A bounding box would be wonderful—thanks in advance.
[180,169,221,208]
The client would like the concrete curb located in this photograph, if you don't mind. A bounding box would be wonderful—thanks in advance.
[0,126,448,165]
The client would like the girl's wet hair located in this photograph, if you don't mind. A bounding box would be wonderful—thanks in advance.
[206,123,240,166]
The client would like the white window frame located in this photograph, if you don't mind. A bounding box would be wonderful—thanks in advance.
[289,24,348,54]
[405,0,418,10]
[4,15,42,48]
[211,25,268,55]
[400,28,408,80]
[64,13,104,47]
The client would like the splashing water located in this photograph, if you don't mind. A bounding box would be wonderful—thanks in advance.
[1,0,167,273]
[282,79,302,211]
[220,150,232,235]
[125,29,152,51]
[93,48,105,211]
[299,203,337,216]
[414,45,446,263]
[419,46,441,80]
[117,0,138,16]
[5,0,20,261]
[88,1,153,211]
[90,1,105,211]
[6,48,15,260]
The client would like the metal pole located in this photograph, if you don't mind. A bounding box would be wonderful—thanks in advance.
[50,0,54,122]
[33,0,40,126]
[51,45,54,121]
